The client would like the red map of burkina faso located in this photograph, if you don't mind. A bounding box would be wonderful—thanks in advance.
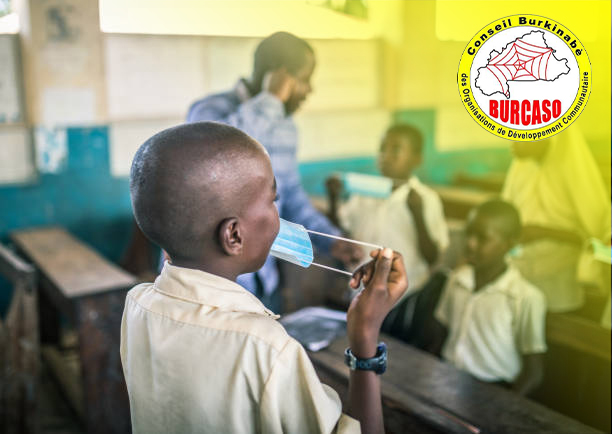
[475,30,570,98]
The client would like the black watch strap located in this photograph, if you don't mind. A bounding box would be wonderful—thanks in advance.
[344,342,387,374]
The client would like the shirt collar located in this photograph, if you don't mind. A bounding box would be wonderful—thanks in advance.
[406,175,420,188]
[154,261,279,318]
[454,264,519,295]
[393,175,420,196]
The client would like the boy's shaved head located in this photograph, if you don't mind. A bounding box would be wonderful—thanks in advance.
[130,122,270,264]
[465,199,521,269]
[386,124,423,155]
[472,199,522,241]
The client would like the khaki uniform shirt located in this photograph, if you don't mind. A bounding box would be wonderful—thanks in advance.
[120,262,360,433]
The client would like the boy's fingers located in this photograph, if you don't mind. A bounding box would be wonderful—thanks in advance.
[364,259,378,284]
[388,252,409,296]
[349,268,362,289]
[369,248,393,290]
[350,263,369,288]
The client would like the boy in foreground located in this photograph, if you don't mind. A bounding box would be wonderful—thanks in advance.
[121,121,408,433]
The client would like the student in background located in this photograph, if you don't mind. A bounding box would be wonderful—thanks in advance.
[502,129,611,313]
[123,122,408,433]
[185,32,361,313]
[327,124,449,292]
[431,200,547,396]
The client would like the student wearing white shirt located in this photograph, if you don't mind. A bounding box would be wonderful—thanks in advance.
[502,129,611,313]
[432,200,547,396]
[327,124,449,292]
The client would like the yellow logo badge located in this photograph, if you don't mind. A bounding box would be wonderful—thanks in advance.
[458,15,591,141]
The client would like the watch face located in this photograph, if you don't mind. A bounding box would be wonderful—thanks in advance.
[344,342,387,374]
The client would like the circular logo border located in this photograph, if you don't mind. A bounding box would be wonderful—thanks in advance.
[457,14,591,141]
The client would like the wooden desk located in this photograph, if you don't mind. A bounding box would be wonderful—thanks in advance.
[11,227,138,434]
[309,335,602,434]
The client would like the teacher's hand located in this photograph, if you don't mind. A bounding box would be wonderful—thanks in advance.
[262,68,296,103]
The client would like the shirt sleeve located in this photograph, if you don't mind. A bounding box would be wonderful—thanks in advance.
[259,339,360,434]
[424,192,450,252]
[338,196,361,235]
[187,91,286,141]
[515,287,548,355]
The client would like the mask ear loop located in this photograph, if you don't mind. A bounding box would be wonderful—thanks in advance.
[309,262,353,276]
[305,229,384,277]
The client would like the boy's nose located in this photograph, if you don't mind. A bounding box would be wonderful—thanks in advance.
[465,236,478,252]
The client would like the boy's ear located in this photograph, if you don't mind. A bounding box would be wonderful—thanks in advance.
[218,217,243,256]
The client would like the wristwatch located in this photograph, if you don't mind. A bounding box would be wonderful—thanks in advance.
[344,342,387,374]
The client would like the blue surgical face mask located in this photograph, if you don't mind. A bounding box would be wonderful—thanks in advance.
[269,218,384,277]
[342,172,393,198]
[269,218,314,268]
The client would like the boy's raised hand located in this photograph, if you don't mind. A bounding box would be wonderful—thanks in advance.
[325,175,343,199]
[347,248,408,357]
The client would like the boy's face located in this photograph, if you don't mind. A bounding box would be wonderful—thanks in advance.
[239,154,280,272]
[378,132,422,179]
[464,212,511,270]
[285,52,315,114]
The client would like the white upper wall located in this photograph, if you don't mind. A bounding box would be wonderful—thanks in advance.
[104,34,389,176]
[100,0,405,43]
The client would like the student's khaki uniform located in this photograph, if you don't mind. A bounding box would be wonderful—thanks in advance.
[120,262,360,434]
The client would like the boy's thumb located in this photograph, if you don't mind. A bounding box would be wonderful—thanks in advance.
[370,248,393,289]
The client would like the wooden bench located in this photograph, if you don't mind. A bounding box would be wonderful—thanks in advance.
[309,334,603,434]
[11,227,138,434]
[547,312,611,362]
[533,312,612,432]
[0,243,38,434]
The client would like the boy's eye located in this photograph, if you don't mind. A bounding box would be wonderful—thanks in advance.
[274,193,280,202]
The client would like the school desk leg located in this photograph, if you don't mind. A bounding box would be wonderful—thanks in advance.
[76,291,131,434]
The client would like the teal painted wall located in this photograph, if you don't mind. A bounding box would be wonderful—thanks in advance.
[392,109,513,185]
[0,127,133,259]
[0,111,514,313]
[300,109,514,196]
[1,111,515,257]
[0,127,133,314]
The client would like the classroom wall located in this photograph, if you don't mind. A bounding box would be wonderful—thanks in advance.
[1,0,610,256]
[0,0,402,261]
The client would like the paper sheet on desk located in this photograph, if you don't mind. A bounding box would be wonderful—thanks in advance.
[280,307,346,352]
